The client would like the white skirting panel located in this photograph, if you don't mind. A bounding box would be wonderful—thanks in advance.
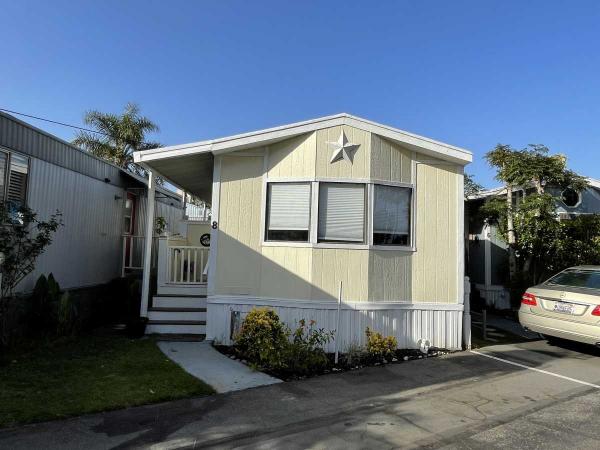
[206,297,463,351]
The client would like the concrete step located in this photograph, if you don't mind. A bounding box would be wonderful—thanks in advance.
[147,308,207,322]
[152,296,208,309]
[146,320,206,335]
[156,334,206,342]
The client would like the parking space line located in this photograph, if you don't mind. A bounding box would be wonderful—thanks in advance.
[470,350,600,389]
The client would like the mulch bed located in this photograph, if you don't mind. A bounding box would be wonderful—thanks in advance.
[213,344,452,381]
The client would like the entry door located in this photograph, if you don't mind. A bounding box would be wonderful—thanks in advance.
[124,192,137,265]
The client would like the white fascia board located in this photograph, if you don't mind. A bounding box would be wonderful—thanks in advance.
[342,115,472,165]
[133,113,473,165]
[587,178,600,190]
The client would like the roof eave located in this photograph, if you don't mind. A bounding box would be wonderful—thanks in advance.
[133,113,473,165]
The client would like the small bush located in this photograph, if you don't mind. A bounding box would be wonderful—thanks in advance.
[365,327,397,360]
[234,308,289,368]
[344,342,367,367]
[56,292,79,337]
[25,274,61,336]
[282,319,334,376]
[234,309,334,376]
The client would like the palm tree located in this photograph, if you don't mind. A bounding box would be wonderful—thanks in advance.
[73,103,160,176]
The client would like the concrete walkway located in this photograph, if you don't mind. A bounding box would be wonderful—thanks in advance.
[157,341,281,393]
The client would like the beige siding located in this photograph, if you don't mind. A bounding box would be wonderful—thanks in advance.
[213,130,461,306]
[368,251,411,301]
[215,155,263,295]
[411,163,459,303]
[311,249,369,301]
[267,133,316,178]
[186,222,211,246]
[260,247,313,299]
[370,134,413,183]
[315,125,370,179]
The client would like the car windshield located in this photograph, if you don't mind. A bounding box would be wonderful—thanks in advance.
[545,270,600,290]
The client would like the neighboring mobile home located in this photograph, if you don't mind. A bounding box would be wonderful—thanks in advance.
[0,111,183,294]
[134,114,472,350]
[467,180,600,309]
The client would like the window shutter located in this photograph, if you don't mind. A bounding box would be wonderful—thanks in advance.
[374,185,410,234]
[318,183,365,242]
[268,183,311,230]
[7,154,28,205]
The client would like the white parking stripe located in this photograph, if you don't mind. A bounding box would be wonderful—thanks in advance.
[470,350,600,389]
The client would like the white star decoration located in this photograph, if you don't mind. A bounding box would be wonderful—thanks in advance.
[327,130,360,164]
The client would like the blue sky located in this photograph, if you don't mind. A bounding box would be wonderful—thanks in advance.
[1,0,600,187]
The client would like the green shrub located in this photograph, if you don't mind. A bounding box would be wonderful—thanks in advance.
[234,308,288,368]
[56,292,79,337]
[26,274,61,335]
[282,319,334,376]
[234,309,334,376]
[365,327,397,360]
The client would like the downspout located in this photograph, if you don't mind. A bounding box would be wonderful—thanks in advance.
[140,171,156,318]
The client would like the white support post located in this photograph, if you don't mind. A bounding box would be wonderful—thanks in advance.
[334,281,342,364]
[140,172,156,318]
[463,276,471,350]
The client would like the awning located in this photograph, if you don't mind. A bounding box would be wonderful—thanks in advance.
[139,152,214,203]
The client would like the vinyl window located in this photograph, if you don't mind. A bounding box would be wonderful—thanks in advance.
[0,150,29,208]
[0,151,7,201]
[265,182,311,241]
[373,184,411,246]
[7,153,29,207]
[317,183,365,243]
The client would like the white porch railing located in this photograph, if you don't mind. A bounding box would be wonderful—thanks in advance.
[121,235,158,276]
[167,245,209,284]
[185,203,211,221]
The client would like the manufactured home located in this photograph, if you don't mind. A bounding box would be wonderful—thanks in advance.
[0,111,184,294]
[134,114,472,350]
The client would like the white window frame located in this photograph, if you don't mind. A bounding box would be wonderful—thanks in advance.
[370,180,415,251]
[264,180,312,242]
[261,176,416,251]
[0,147,30,206]
[0,149,8,201]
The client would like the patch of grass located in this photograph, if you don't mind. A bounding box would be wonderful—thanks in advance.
[0,333,214,427]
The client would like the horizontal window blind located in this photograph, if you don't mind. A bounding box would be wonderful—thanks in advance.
[318,183,365,242]
[267,183,311,231]
[374,185,411,234]
[7,154,28,205]
[0,152,6,199]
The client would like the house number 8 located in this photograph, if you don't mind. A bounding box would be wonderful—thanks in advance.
[212,221,218,229]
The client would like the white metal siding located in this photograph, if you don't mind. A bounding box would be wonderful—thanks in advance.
[0,111,126,187]
[18,158,126,293]
[207,300,463,351]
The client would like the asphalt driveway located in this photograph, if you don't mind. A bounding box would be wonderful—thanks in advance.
[1,339,600,449]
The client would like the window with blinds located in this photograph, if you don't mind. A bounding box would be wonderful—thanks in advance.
[266,182,311,241]
[318,183,365,243]
[7,153,29,207]
[0,152,6,201]
[373,184,411,246]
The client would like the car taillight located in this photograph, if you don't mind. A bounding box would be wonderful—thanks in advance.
[592,305,600,316]
[522,292,537,306]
